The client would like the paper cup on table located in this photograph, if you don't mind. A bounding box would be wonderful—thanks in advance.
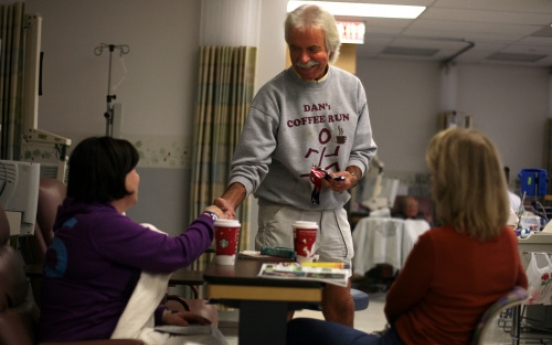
[292,221,318,263]
[214,220,241,265]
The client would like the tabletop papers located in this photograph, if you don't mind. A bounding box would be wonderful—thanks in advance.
[258,262,348,287]
[238,250,286,260]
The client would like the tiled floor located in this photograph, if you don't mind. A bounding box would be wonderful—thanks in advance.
[218,290,544,345]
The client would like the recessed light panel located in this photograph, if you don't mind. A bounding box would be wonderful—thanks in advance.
[287,1,426,19]
[382,46,439,57]
[486,53,546,63]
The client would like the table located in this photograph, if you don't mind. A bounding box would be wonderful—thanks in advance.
[203,258,324,345]
[168,268,206,298]
[352,217,431,276]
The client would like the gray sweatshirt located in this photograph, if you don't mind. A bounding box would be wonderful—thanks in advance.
[229,66,377,211]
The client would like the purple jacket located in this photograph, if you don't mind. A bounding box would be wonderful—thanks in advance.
[39,199,214,341]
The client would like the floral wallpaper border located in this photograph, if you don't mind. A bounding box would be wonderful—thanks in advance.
[128,134,191,169]
[21,133,192,170]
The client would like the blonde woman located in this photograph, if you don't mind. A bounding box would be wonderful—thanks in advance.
[288,128,527,345]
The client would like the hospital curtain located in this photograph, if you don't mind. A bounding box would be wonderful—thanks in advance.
[189,46,256,273]
[0,2,25,160]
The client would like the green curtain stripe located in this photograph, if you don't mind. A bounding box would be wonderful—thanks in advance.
[0,2,25,160]
[546,119,552,194]
[189,46,256,282]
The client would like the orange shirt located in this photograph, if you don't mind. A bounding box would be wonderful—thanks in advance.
[385,225,527,345]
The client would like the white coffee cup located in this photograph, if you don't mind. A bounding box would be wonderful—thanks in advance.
[292,221,318,263]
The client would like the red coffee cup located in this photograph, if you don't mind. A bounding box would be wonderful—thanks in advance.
[292,221,318,262]
[214,220,241,265]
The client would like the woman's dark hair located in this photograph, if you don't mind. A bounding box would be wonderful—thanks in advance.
[67,136,139,202]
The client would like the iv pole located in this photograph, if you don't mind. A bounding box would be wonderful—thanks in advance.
[94,43,129,137]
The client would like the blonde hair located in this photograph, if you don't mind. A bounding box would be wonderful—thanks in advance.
[426,128,509,241]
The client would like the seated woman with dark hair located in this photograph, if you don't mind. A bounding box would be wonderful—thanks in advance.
[39,136,228,344]
[287,128,527,345]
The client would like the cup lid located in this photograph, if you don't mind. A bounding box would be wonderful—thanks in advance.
[214,219,241,227]
[292,221,318,229]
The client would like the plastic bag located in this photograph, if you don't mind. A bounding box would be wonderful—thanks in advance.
[526,253,552,305]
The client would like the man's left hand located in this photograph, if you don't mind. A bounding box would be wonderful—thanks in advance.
[321,170,358,192]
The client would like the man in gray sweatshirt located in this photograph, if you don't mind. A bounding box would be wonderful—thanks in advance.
[215,3,377,327]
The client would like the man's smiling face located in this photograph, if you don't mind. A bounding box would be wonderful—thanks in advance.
[288,27,330,81]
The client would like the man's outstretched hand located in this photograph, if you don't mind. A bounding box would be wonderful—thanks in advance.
[214,197,236,219]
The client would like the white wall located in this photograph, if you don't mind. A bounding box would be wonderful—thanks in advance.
[24,0,289,237]
[24,0,201,234]
[27,0,201,139]
[356,58,549,183]
[356,60,440,174]
[22,0,550,232]
[256,0,286,91]
[457,64,548,176]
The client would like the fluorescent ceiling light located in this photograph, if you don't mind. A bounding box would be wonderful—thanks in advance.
[287,1,426,19]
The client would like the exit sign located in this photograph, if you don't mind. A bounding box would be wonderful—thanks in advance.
[336,21,365,44]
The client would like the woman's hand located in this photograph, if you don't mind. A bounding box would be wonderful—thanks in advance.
[162,310,212,326]
[203,205,228,220]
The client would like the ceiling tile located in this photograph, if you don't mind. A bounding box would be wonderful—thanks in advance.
[304,0,552,66]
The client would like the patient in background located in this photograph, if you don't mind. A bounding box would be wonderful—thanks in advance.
[288,127,528,345]
[504,166,521,228]
[504,166,521,213]
[39,137,228,344]
[396,197,423,220]
[393,196,432,225]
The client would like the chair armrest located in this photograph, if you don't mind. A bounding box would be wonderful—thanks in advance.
[166,294,191,311]
[163,295,219,328]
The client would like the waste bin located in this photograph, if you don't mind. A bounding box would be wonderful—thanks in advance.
[518,168,548,198]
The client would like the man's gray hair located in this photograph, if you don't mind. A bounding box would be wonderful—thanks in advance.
[285,4,341,63]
